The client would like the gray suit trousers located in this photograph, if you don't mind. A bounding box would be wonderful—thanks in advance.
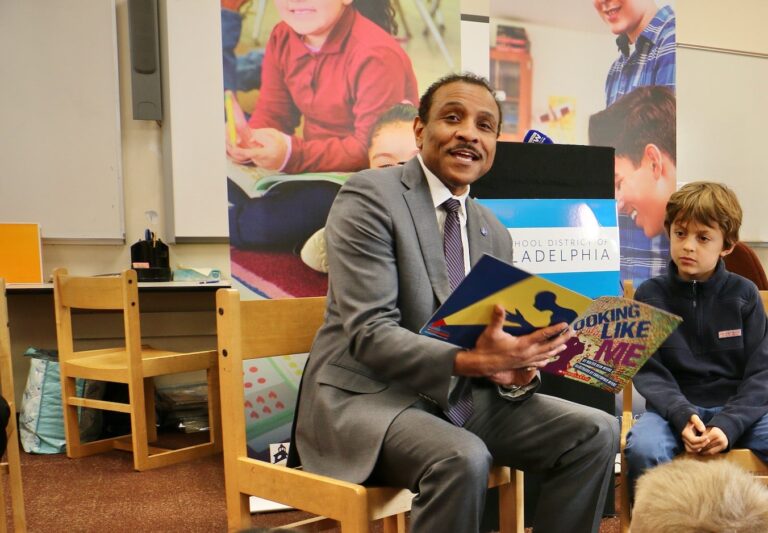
[369,384,618,533]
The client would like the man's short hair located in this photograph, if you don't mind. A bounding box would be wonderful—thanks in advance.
[664,181,742,249]
[631,459,768,533]
[417,72,502,136]
[589,86,676,167]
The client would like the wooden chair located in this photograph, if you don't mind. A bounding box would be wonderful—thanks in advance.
[0,279,26,532]
[216,290,525,533]
[618,289,768,533]
[52,268,221,471]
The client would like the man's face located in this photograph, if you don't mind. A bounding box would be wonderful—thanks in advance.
[414,82,499,195]
[592,0,656,42]
[614,155,669,238]
[669,218,731,282]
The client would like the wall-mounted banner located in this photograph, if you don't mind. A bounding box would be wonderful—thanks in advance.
[489,1,676,289]
[219,0,461,458]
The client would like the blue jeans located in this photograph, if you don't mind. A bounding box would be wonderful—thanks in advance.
[624,406,768,502]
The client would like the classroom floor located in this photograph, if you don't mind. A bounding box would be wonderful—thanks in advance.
[3,430,621,532]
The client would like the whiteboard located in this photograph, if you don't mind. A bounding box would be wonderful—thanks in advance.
[677,46,768,243]
[0,0,124,242]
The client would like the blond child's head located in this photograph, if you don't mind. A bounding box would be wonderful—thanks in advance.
[664,182,742,249]
[631,458,768,533]
[664,182,742,282]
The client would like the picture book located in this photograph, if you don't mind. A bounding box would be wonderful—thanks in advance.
[227,159,350,199]
[420,254,682,393]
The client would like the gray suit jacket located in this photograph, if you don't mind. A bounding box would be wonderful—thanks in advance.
[294,157,514,483]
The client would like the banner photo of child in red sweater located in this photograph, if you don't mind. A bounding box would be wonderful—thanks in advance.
[221,0,460,299]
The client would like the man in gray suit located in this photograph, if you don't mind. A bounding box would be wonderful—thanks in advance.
[294,73,618,533]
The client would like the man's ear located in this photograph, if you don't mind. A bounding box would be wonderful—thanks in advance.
[643,144,663,179]
[413,117,424,150]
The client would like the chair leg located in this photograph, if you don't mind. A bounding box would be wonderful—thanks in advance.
[498,469,525,533]
[206,365,223,452]
[61,375,83,458]
[0,467,8,533]
[380,514,403,533]
[144,377,158,443]
[619,456,631,533]
[224,492,251,533]
[129,379,151,471]
[5,413,27,532]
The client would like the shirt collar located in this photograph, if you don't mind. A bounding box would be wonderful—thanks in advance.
[417,154,470,210]
[667,258,728,293]
[615,5,674,56]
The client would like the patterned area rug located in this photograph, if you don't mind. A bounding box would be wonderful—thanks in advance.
[230,247,328,298]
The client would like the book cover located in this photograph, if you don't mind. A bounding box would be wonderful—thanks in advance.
[420,254,681,393]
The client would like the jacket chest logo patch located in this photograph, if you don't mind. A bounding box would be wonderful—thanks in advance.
[718,329,742,339]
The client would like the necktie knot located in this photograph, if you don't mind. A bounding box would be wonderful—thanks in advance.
[442,198,461,214]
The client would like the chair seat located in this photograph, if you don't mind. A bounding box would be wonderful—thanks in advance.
[684,448,768,484]
[62,346,216,381]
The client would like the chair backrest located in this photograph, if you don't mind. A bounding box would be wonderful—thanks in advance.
[215,290,326,454]
[761,290,768,313]
[52,268,143,369]
[725,241,768,290]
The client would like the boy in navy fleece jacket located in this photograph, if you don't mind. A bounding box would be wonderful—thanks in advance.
[625,181,768,502]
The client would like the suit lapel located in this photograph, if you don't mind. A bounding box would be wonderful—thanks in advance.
[467,197,495,266]
[401,159,452,304]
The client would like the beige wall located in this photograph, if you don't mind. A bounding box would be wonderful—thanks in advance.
[677,0,768,54]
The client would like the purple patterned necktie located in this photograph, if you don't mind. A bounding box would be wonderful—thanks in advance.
[442,198,465,292]
[442,198,473,426]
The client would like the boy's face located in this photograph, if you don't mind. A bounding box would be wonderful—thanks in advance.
[368,121,419,169]
[274,0,353,48]
[592,0,657,42]
[669,218,733,282]
[615,154,670,238]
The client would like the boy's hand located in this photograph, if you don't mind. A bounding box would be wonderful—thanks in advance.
[700,426,729,455]
[681,414,709,453]
[226,131,264,164]
[225,93,255,163]
[247,128,289,170]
